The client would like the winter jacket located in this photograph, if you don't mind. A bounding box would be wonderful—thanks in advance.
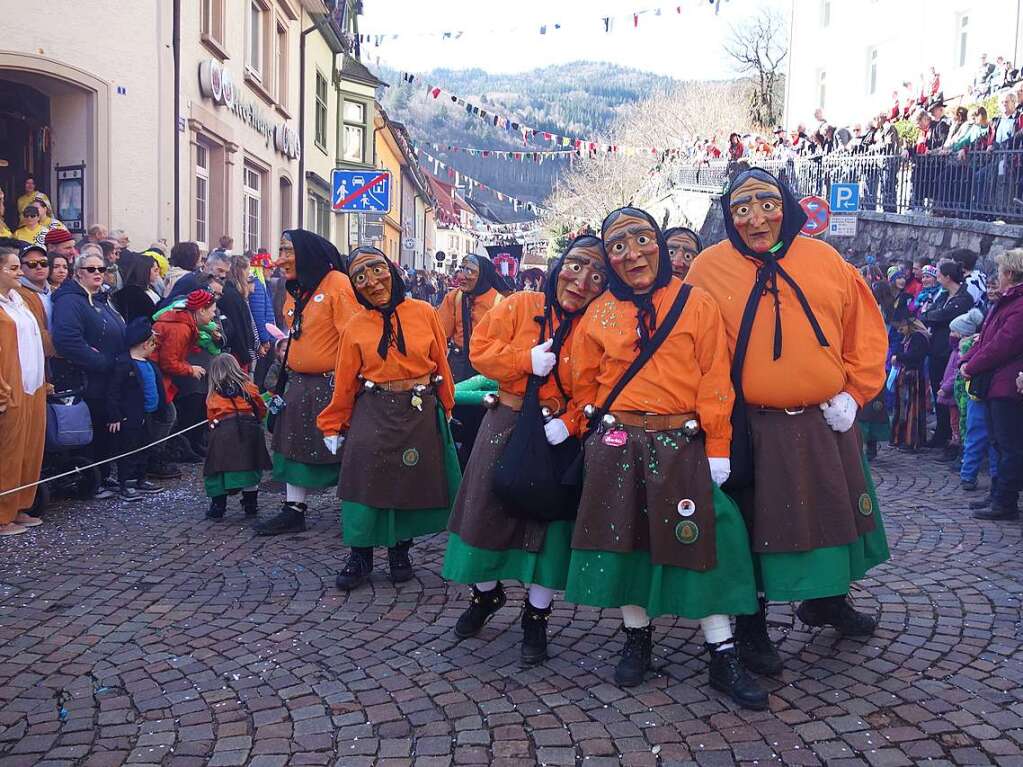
[248,277,276,343]
[111,285,157,325]
[894,331,929,372]
[152,308,199,401]
[159,270,204,310]
[219,282,257,367]
[106,352,166,428]
[963,283,1023,401]
[923,288,974,360]
[51,278,126,400]
[938,347,961,407]
[164,266,191,295]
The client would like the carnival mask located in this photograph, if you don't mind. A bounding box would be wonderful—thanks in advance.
[277,234,296,280]
[459,256,480,291]
[349,251,392,308]
[556,242,607,312]
[728,177,784,254]
[666,231,701,279]
[603,212,660,292]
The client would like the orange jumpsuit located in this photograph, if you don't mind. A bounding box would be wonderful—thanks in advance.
[571,278,734,458]
[317,298,455,436]
[282,270,360,373]
[685,236,887,408]
[436,286,503,351]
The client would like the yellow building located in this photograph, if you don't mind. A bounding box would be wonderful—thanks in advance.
[373,108,404,262]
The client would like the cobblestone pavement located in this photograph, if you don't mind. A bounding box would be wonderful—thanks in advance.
[1,446,1021,767]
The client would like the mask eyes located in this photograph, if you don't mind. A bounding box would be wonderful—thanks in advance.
[591,272,605,284]
[371,265,387,276]
[667,247,678,257]
[352,273,367,286]
[762,200,778,212]
[565,262,582,273]
[734,204,751,216]
[636,235,650,246]
[610,242,626,254]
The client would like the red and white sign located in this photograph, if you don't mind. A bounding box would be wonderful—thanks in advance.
[799,196,830,237]
[492,253,518,278]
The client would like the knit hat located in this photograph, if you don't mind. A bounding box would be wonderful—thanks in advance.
[887,265,904,281]
[143,248,169,276]
[922,265,939,278]
[124,317,154,349]
[950,307,984,336]
[44,227,74,247]
[250,250,273,268]
[185,289,215,312]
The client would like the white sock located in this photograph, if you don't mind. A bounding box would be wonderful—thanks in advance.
[621,604,650,628]
[527,584,555,610]
[285,484,308,504]
[243,485,258,492]
[701,614,734,649]
[474,580,498,592]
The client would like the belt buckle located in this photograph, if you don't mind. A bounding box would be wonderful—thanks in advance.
[643,412,659,432]
[784,407,805,416]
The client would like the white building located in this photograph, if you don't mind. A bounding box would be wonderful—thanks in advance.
[785,0,1023,128]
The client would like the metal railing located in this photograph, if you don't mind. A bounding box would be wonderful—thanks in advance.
[663,149,1023,222]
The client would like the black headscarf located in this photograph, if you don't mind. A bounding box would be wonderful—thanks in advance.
[663,226,704,253]
[283,229,345,340]
[720,167,828,359]
[600,207,673,351]
[347,246,407,360]
[457,254,513,352]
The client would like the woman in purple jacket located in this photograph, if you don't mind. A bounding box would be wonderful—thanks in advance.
[963,249,1023,520]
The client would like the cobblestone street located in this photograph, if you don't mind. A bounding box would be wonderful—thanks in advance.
[1,446,1021,767]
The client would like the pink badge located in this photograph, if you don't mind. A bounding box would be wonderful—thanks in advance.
[602,429,628,447]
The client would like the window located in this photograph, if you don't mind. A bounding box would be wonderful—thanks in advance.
[867,47,878,95]
[307,193,330,238]
[817,69,827,110]
[315,71,328,150]
[280,177,293,233]
[957,14,969,68]
[274,19,288,106]
[342,99,365,163]
[821,0,830,26]
[243,164,263,254]
[195,144,210,249]
[248,1,264,78]
[201,0,225,51]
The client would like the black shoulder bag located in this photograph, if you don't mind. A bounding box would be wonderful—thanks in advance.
[265,317,296,435]
[491,314,581,522]
[562,284,694,489]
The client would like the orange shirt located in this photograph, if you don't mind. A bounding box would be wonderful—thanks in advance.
[282,270,360,374]
[436,287,503,349]
[470,291,585,435]
[685,236,887,410]
[571,278,734,457]
[207,381,267,422]
[317,298,455,436]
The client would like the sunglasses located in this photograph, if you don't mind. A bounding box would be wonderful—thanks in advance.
[22,260,48,269]
[80,265,108,274]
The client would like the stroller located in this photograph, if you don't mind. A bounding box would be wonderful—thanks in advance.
[31,365,100,513]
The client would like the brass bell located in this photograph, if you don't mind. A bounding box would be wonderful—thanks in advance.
[601,414,617,429]
[682,419,700,439]
[482,392,499,409]
[583,404,596,419]
[432,374,444,385]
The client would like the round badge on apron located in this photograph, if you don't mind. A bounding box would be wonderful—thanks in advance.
[857,492,873,516]
[677,499,696,517]
[402,448,420,467]
[675,519,699,544]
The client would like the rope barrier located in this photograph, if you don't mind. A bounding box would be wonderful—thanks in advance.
[0,419,211,498]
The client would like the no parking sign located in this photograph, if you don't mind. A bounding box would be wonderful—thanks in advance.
[799,196,830,237]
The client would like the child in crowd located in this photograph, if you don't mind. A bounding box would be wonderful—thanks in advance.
[262,338,288,393]
[937,317,975,463]
[105,318,168,502]
[889,306,931,451]
[960,278,1002,492]
[203,354,271,521]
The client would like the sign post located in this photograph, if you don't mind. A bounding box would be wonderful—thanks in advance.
[828,183,860,237]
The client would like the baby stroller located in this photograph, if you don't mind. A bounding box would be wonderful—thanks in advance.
[31,367,100,513]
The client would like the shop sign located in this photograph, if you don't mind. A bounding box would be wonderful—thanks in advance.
[198,59,300,160]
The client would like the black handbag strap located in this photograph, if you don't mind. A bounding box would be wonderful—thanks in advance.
[584,284,693,432]
[272,330,295,396]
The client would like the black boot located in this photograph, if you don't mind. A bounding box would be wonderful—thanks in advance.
[241,490,259,518]
[972,501,1020,520]
[614,624,653,687]
[387,540,414,583]
[335,547,374,590]
[206,495,227,520]
[735,598,783,676]
[796,595,877,636]
[254,501,307,536]
[520,600,551,666]
[707,641,769,711]
[454,583,507,638]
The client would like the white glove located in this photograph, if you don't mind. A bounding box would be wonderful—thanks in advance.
[820,391,858,433]
[708,457,731,486]
[544,418,570,445]
[530,339,556,377]
[323,434,344,455]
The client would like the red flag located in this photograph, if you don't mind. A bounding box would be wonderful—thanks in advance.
[633,13,638,27]
[431,88,441,99]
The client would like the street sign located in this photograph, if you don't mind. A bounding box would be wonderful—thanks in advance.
[829,183,860,213]
[363,223,384,239]
[332,169,391,213]
[829,214,858,237]
[799,196,830,237]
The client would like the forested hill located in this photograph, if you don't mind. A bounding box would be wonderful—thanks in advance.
[372,62,678,222]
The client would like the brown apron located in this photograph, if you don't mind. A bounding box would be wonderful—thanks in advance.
[447,404,550,553]
[204,414,273,476]
[738,407,875,553]
[270,372,341,465]
[338,388,448,509]
[571,424,717,571]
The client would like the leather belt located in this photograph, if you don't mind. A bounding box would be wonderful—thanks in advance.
[752,405,810,415]
[498,390,565,415]
[609,411,698,432]
[369,375,432,392]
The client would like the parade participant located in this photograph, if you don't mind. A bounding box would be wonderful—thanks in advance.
[565,208,765,708]
[664,226,704,280]
[686,167,889,677]
[443,236,608,666]
[317,247,457,588]
[436,254,510,382]
[258,230,359,536]
[204,354,271,521]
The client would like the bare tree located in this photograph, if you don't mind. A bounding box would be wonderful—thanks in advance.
[724,8,788,128]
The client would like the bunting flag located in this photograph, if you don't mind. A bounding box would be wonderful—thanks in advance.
[418,142,577,162]
[358,3,689,45]
[418,146,550,216]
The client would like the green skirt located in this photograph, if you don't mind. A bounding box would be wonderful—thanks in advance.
[859,420,892,443]
[442,520,573,590]
[753,456,890,601]
[272,453,339,489]
[564,486,758,620]
[341,407,462,548]
[204,470,262,497]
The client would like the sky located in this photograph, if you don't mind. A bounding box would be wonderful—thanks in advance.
[358,0,791,80]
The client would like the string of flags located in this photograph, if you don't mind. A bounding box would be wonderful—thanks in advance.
[419,142,577,163]
[358,4,688,46]
[418,146,549,216]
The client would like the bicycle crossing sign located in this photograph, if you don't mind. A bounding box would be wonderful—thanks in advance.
[332,169,391,213]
